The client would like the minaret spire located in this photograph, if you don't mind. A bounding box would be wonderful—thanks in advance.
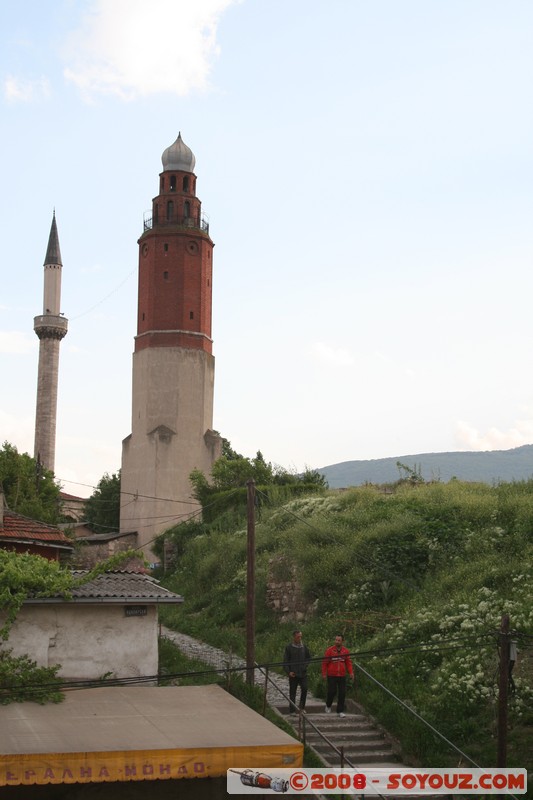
[33,212,68,474]
[44,211,63,270]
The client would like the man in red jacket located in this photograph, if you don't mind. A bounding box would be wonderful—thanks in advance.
[321,634,354,717]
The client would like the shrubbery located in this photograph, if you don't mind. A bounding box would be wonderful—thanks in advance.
[160,478,533,769]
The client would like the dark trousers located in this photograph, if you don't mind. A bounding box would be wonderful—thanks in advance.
[326,675,346,713]
[288,674,308,711]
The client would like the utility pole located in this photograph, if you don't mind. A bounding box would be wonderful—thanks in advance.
[246,479,256,685]
[497,613,510,770]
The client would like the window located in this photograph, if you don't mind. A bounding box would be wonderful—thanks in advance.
[189,311,194,320]
[166,201,174,221]
[183,176,189,191]
[164,271,169,280]
[164,243,169,252]
[184,201,190,218]
[170,175,176,191]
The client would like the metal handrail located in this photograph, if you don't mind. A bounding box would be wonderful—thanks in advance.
[143,212,210,234]
[254,662,359,769]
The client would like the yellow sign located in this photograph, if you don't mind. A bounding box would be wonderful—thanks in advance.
[0,745,302,786]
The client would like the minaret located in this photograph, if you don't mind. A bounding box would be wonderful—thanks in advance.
[33,212,68,474]
[120,134,222,561]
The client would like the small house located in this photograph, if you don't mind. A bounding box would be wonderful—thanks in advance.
[0,490,73,561]
[1,570,183,680]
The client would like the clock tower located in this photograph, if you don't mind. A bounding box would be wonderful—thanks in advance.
[120,134,221,560]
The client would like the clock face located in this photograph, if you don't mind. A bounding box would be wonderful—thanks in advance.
[187,241,199,255]
[141,243,149,257]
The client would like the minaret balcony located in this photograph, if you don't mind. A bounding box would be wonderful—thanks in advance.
[143,211,210,236]
[34,314,68,340]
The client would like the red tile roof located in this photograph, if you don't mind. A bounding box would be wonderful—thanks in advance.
[59,491,87,502]
[0,510,73,549]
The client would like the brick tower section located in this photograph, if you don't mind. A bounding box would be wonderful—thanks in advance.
[34,213,68,474]
[120,134,221,562]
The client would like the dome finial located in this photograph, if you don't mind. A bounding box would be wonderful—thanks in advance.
[161,133,196,173]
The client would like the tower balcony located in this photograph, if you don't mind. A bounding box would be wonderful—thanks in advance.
[34,314,68,340]
[143,211,210,236]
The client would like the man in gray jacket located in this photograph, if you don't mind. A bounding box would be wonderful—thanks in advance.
[283,629,311,714]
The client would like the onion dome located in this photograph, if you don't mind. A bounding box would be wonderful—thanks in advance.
[161,132,196,173]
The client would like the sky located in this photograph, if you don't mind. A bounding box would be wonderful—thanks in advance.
[1,0,533,499]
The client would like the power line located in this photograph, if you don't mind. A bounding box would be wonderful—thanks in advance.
[69,268,136,321]
[3,635,498,695]
[59,478,205,507]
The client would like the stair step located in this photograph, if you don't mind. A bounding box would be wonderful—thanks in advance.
[317,750,399,765]
[305,729,383,740]
[306,737,388,751]
[275,697,405,771]
[304,719,381,730]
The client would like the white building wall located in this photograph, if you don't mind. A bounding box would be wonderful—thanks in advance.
[120,345,221,562]
[1,604,159,680]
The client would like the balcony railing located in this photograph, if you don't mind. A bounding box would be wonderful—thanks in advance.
[143,211,210,235]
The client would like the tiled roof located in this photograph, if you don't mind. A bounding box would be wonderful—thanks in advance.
[75,530,137,543]
[59,491,87,502]
[25,570,183,604]
[0,510,73,549]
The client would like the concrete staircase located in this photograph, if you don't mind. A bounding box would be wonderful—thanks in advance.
[277,698,402,768]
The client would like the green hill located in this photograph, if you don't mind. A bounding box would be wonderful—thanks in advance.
[318,444,533,487]
[159,478,533,781]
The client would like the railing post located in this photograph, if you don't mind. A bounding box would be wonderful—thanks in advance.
[340,745,345,769]
[246,479,256,685]
[497,613,510,772]
[262,667,269,716]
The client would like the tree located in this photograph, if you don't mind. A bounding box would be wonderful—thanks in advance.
[209,450,276,490]
[0,442,61,524]
[298,467,328,488]
[189,442,328,507]
[220,436,243,461]
[83,471,121,532]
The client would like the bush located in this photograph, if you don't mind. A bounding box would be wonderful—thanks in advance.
[0,651,63,705]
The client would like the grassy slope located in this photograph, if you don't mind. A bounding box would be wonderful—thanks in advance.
[159,479,533,778]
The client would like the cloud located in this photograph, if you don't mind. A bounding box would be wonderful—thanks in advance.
[0,409,34,454]
[455,419,533,451]
[3,76,51,103]
[0,331,36,355]
[63,0,240,100]
[311,342,355,367]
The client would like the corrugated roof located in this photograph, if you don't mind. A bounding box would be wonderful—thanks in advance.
[0,510,73,548]
[25,570,183,604]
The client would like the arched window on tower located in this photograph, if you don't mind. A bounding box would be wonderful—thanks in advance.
[170,175,176,191]
[183,176,189,192]
[166,201,174,221]
[184,201,190,219]
[160,176,165,192]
